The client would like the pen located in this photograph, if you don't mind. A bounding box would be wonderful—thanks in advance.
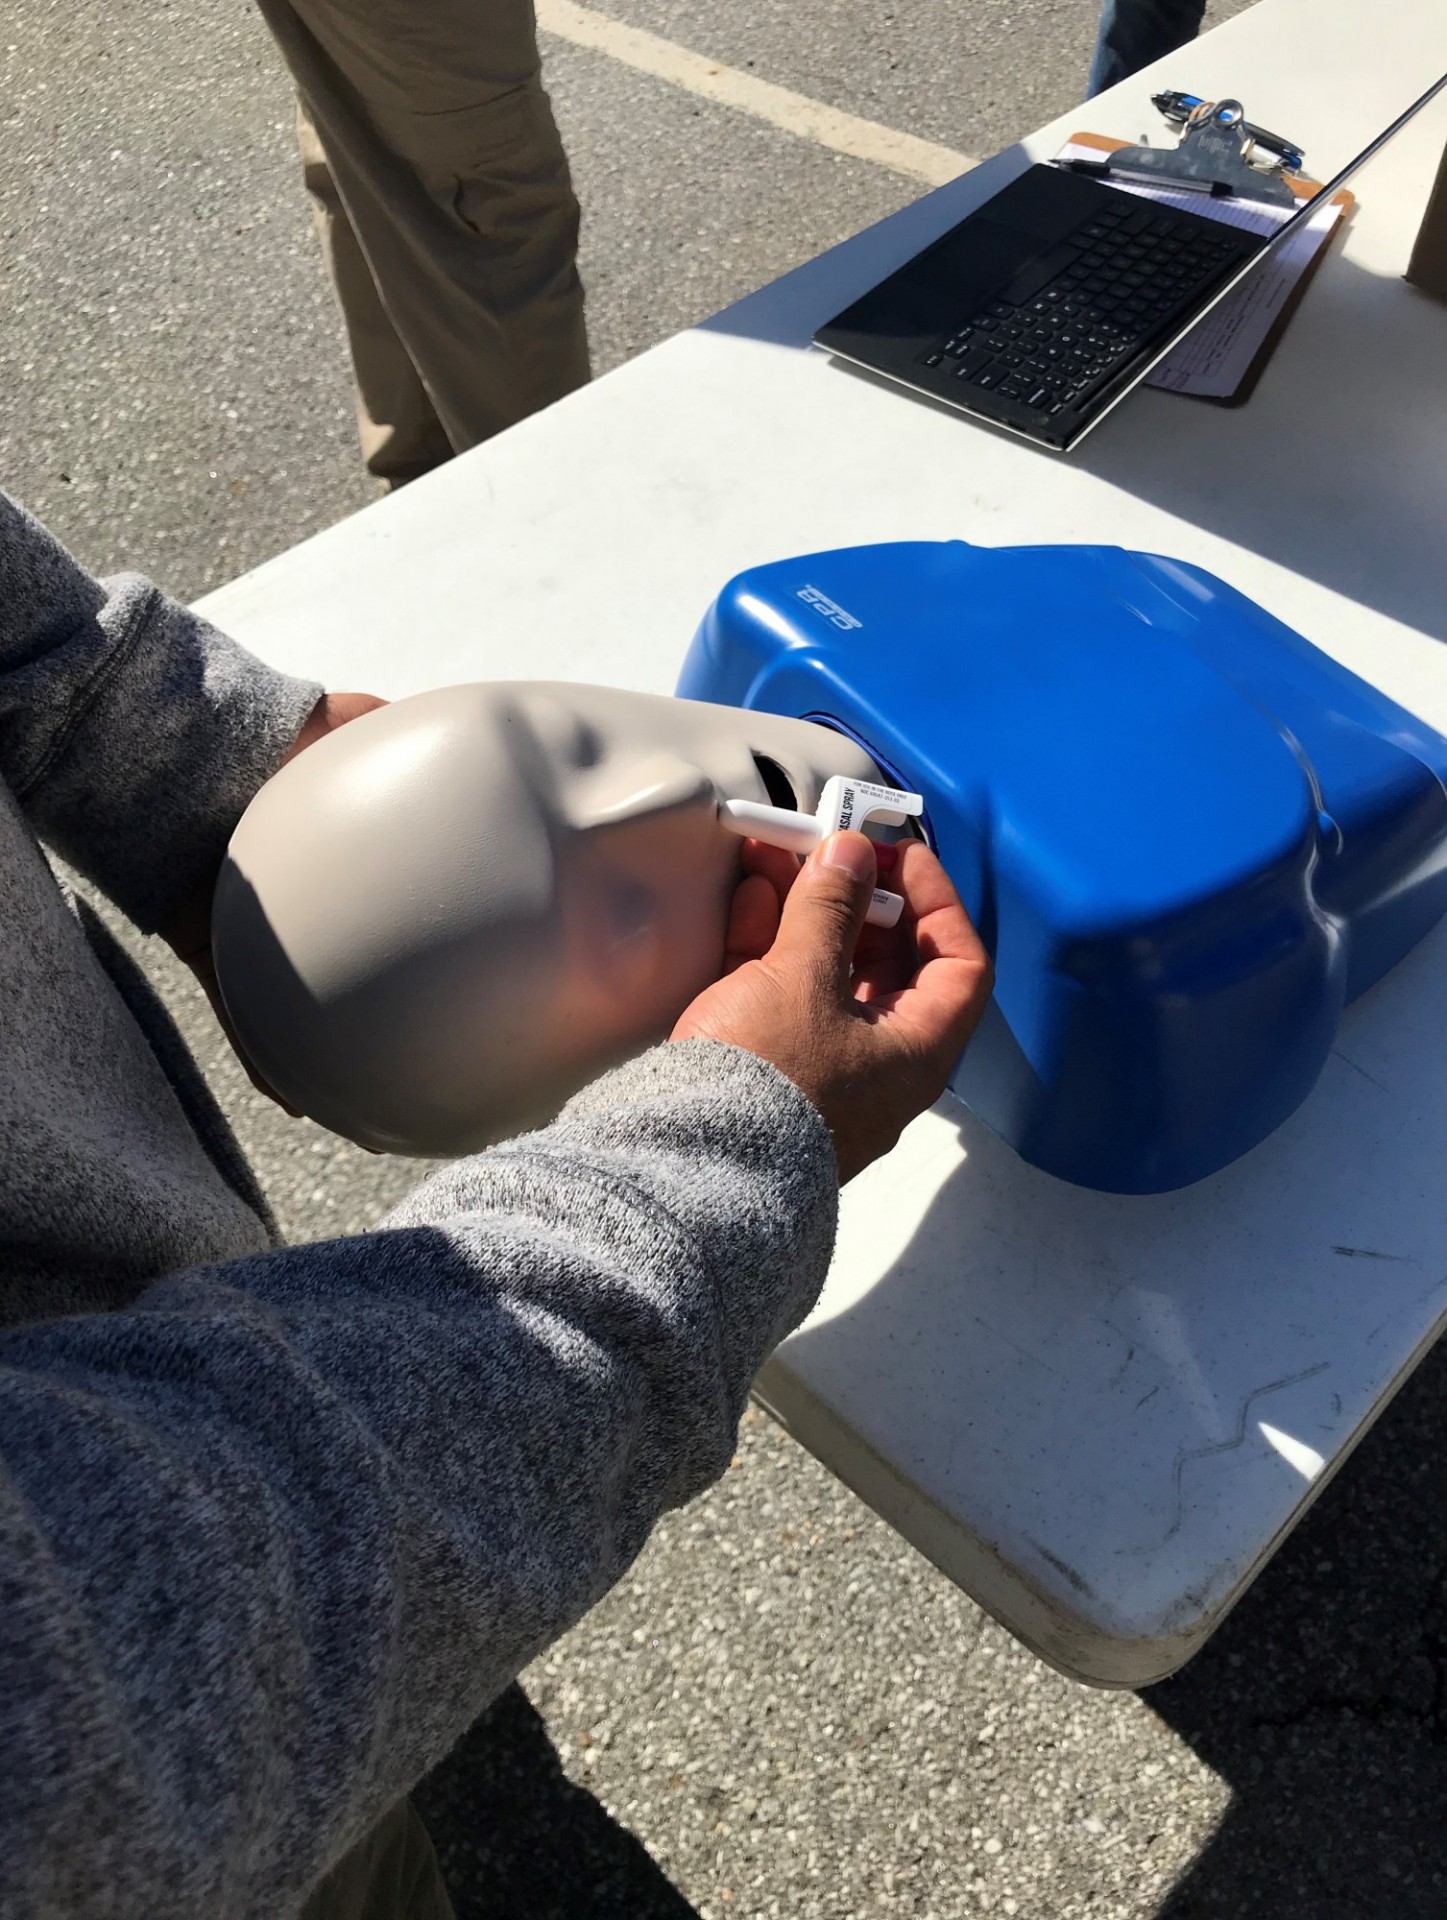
[1150,90,1304,170]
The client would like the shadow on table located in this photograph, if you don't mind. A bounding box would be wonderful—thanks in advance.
[702,149,1447,648]
[415,1684,698,1920]
[1069,241,1447,650]
[770,915,1447,1914]
[1145,1333,1447,1920]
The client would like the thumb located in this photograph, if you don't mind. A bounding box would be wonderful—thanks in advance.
[772,831,877,987]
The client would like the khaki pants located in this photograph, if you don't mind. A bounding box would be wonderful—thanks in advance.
[299,1798,455,1920]
[257,0,591,483]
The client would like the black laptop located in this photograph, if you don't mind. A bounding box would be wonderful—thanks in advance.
[814,77,1447,453]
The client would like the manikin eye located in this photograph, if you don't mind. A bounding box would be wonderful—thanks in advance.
[520,694,604,771]
[567,718,605,769]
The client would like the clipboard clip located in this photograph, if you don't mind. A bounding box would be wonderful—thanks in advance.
[1152,92,1304,173]
[1095,92,1305,208]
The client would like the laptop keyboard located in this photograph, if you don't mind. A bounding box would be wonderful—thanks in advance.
[915,193,1251,422]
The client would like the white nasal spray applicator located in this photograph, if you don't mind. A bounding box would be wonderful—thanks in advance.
[718,775,925,929]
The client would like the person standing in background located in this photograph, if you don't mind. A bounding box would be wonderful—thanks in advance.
[257,0,591,488]
[1087,0,1206,96]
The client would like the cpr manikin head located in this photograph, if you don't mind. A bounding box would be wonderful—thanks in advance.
[213,685,882,1155]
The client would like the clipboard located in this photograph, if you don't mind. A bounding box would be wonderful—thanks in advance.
[1062,130,1355,407]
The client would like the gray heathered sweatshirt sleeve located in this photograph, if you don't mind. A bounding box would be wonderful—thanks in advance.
[0,490,320,929]
[0,1038,838,1919]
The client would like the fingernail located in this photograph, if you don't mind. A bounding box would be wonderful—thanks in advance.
[819,831,876,882]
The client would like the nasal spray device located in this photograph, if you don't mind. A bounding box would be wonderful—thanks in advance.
[717,774,925,929]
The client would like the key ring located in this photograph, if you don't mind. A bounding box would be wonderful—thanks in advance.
[1152,90,1305,173]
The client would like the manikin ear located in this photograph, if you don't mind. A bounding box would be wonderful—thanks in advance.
[559,751,720,835]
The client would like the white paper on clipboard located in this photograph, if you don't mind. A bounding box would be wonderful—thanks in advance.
[1054,137,1347,400]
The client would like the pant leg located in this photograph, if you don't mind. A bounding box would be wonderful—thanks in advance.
[1086,0,1208,95]
[299,1797,455,1920]
[295,99,456,485]
[261,0,591,457]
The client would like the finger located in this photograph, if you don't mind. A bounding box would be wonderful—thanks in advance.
[893,841,990,969]
[723,871,784,970]
[875,948,994,1064]
[850,911,917,1002]
[852,944,917,1003]
[863,844,992,1054]
[847,839,927,1000]
[281,691,388,767]
[769,831,878,990]
[740,837,802,911]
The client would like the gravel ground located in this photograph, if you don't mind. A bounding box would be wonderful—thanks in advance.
[11,0,1447,1915]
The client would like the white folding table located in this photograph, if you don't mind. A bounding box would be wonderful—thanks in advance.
[200,0,1447,1685]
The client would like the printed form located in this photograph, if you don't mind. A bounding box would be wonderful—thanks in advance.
[1055,136,1349,400]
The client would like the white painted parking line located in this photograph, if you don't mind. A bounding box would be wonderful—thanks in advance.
[535,0,976,187]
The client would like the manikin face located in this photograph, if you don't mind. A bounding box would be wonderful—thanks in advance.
[213,684,881,1155]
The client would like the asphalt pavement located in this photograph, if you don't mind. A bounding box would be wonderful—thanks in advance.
[7,0,1447,1914]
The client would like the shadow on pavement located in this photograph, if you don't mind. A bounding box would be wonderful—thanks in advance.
[1147,1338,1447,1919]
[415,1683,699,1920]
[410,1304,1447,1920]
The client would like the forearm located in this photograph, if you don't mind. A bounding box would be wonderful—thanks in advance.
[0,491,319,928]
[0,1041,836,1918]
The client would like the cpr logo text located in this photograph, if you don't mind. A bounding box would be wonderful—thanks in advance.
[796,584,862,632]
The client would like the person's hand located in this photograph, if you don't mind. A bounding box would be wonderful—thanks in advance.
[671,831,993,1183]
[276,689,388,765]
[162,690,387,1108]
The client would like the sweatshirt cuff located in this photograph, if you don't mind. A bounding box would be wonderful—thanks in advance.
[23,576,320,931]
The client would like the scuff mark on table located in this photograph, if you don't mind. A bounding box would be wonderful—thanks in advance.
[1151,1360,1331,1551]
